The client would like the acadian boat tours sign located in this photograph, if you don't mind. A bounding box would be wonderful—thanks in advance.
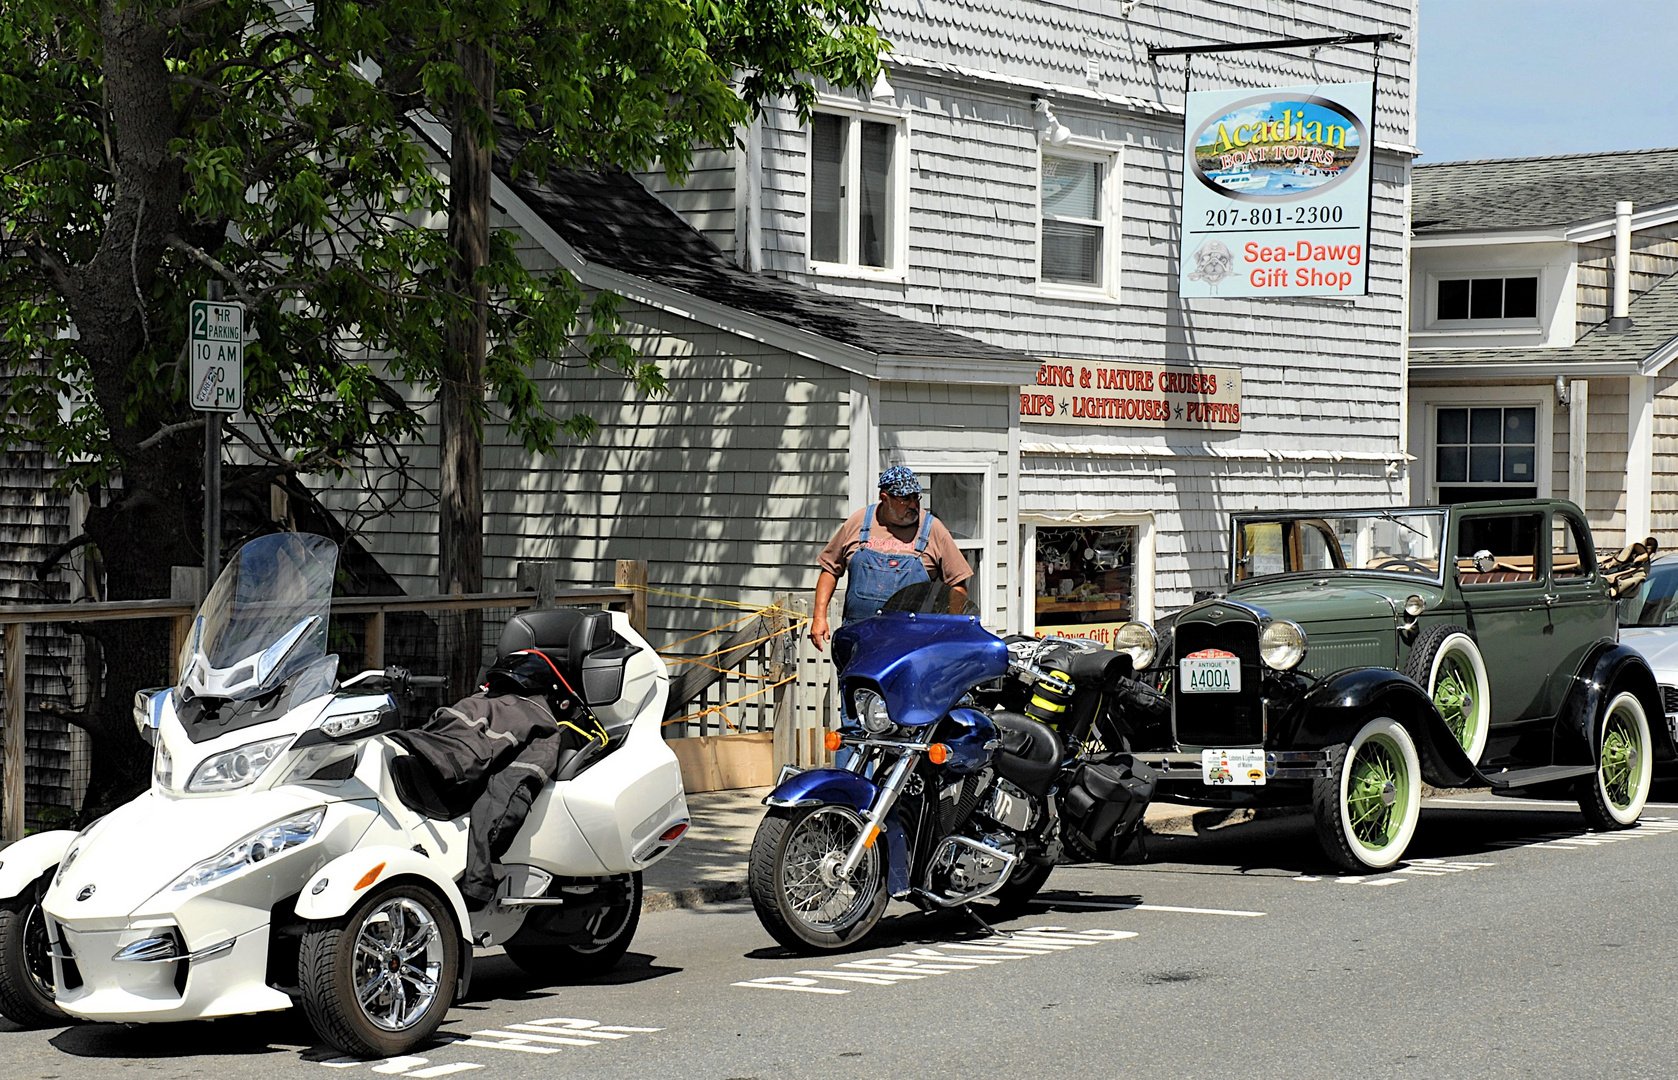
[1179,81,1375,299]
[1020,358,1242,431]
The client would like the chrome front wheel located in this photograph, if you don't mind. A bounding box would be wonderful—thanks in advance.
[301,883,460,1059]
[748,805,889,952]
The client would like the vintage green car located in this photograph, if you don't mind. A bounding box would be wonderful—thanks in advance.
[1110,499,1670,871]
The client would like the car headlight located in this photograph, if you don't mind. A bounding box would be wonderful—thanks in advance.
[170,807,326,891]
[852,689,893,734]
[1259,620,1307,670]
[1114,622,1158,670]
[186,736,293,793]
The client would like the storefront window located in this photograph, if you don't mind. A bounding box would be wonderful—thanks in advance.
[1033,525,1137,644]
[923,471,985,598]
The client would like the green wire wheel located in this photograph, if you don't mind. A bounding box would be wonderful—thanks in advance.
[1403,625,1490,765]
[1313,717,1423,872]
[1578,691,1653,831]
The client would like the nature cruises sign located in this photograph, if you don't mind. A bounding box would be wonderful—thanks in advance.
[1020,358,1242,431]
[1178,81,1375,299]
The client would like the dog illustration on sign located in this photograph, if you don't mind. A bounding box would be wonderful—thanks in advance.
[1189,240,1235,290]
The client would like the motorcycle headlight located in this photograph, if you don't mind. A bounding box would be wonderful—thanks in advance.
[1114,622,1158,670]
[170,807,326,891]
[1259,620,1307,671]
[186,736,293,793]
[852,689,893,734]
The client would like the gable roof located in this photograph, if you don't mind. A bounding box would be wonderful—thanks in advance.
[499,157,1029,370]
[1410,270,1678,381]
[1413,147,1678,236]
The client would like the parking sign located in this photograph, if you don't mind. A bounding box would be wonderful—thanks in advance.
[189,300,244,412]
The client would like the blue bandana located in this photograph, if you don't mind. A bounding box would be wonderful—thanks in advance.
[877,466,922,497]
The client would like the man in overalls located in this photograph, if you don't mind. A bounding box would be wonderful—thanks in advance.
[810,466,974,651]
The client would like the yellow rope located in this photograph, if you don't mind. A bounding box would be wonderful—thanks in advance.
[660,619,809,666]
[663,673,798,728]
[623,581,798,615]
[659,609,763,651]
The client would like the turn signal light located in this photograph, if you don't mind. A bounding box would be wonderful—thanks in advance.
[927,743,950,765]
[823,731,843,752]
[353,862,387,891]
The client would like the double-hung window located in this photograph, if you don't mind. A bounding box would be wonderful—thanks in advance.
[1039,148,1120,296]
[809,110,904,273]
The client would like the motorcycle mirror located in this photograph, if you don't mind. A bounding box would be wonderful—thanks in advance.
[132,687,167,745]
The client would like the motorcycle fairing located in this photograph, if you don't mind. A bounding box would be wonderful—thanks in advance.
[831,613,1007,728]
[764,768,911,897]
[0,829,75,901]
[939,708,998,774]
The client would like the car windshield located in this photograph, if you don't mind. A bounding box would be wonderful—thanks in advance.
[1618,560,1678,627]
[1233,509,1448,585]
[179,532,339,699]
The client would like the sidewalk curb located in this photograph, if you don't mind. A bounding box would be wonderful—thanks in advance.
[643,881,749,914]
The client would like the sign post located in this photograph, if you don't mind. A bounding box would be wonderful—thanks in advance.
[189,294,243,584]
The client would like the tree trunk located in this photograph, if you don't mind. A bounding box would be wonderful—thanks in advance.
[439,41,495,700]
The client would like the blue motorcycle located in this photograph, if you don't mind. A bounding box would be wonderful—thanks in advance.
[747,582,1158,952]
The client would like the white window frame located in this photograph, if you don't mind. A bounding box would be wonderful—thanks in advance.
[1035,140,1123,302]
[805,97,910,281]
[1412,386,1553,504]
[903,461,996,626]
[1424,269,1545,332]
[1021,513,1155,637]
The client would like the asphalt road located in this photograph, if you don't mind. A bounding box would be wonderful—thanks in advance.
[9,791,1678,1080]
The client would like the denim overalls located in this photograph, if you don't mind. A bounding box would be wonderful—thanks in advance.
[841,506,935,623]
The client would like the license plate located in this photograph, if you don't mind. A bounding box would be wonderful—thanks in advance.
[1203,748,1267,786]
[1182,654,1241,693]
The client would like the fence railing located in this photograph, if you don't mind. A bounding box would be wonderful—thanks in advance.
[0,571,642,841]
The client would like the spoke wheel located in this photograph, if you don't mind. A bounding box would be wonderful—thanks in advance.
[0,873,65,1028]
[748,805,889,953]
[1403,626,1490,765]
[300,882,460,1059]
[1313,717,1422,871]
[1579,691,1652,830]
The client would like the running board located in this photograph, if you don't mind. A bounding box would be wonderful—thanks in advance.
[1479,764,1595,790]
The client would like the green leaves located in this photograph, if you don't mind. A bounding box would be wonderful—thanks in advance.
[0,0,885,494]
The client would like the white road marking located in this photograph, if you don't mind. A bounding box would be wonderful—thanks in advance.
[1027,900,1266,917]
[408,1067,484,1079]
[731,925,1137,995]
[456,1017,662,1056]
[371,1059,429,1075]
[1364,877,1406,886]
[1431,798,1678,811]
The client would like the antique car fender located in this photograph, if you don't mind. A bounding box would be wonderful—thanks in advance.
[1551,642,1672,767]
[0,829,77,901]
[1274,667,1479,788]
[294,845,473,935]
[763,768,911,898]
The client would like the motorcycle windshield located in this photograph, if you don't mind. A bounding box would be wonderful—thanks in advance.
[179,532,339,700]
[833,582,1005,727]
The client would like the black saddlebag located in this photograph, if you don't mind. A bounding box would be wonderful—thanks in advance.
[1061,754,1157,861]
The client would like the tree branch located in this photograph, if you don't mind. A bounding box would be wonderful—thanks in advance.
[136,416,204,451]
[159,0,230,29]
[164,234,259,308]
[22,244,75,301]
[36,533,92,581]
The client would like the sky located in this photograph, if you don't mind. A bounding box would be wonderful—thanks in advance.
[1416,0,1678,163]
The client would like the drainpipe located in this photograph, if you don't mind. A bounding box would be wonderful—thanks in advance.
[1608,200,1634,331]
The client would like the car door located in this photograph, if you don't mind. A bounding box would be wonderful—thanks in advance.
[1543,506,1614,717]
[1453,509,1551,725]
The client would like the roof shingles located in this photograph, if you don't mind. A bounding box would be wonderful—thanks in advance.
[1413,147,1678,235]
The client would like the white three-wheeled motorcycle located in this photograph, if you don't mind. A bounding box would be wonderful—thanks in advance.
[0,533,688,1057]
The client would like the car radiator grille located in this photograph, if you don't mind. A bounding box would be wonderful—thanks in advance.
[1173,621,1263,747]
[1299,637,1389,679]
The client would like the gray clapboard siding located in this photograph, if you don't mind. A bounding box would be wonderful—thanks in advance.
[1576,225,1678,339]
[1654,375,1678,545]
[310,294,854,649]
[633,147,738,256]
[1584,379,1630,551]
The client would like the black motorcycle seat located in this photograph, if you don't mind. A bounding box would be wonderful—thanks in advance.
[990,712,1065,797]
